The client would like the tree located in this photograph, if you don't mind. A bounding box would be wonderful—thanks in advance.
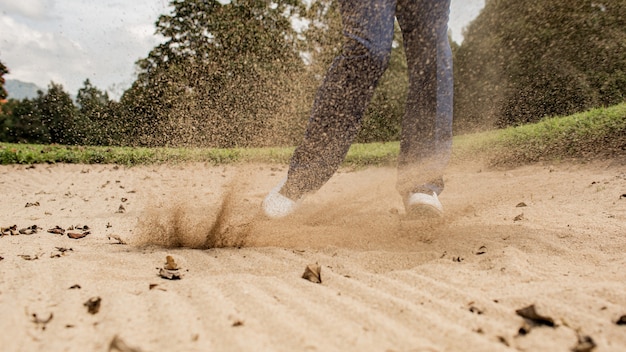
[38,82,82,144]
[0,97,50,144]
[454,0,626,130]
[76,79,126,145]
[122,0,306,147]
[0,61,8,102]
[77,79,110,120]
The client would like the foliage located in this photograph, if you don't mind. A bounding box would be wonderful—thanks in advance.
[121,0,307,148]
[454,0,626,130]
[38,82,82,144]
[3,103,623,166]
[0,97,50,143]
[76,79,127,145]
[0,61,8,101]
[0,80,125,146]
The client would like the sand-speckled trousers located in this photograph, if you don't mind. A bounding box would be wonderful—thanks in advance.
[284,0,453,199]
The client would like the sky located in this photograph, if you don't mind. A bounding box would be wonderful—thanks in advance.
[0,0,485,100]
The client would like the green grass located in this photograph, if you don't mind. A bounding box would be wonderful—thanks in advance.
[489,103,626,165]
[1,103,624,166]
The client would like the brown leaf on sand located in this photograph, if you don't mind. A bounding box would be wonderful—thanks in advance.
[47,226,65,235]
[51,247,73,258]
[67,231,89,239]
[475,245,487,255]
[164,255,178,270]
[302,264,322,284]
[2,225,19,236]
[109,335,144,352]
[515,304,555,327]
[159,268,181,280]
[159,256,182,280]
[572,335,597,352]
[31,312,53,330]
[19,225,40,235]
[84,297,102,314]
[19,254,41,261]
[108,234,127,245]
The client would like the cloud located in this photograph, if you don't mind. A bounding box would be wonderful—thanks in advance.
[0,0,55,20]
[0,1,167,98]
[0,15,91,92]
[449,0,485,43]
[1,0,483,100]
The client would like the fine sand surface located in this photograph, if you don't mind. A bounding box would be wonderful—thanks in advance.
[0,159,625,351]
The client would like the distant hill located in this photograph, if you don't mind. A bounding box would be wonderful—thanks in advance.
[5,79,45,100]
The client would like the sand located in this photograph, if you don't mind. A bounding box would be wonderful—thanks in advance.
[0,159,625,351]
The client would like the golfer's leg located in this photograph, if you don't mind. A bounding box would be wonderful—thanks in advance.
[280,0,397,200]
[396,0,453,197]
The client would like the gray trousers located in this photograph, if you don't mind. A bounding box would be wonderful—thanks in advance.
[282,0,453,199]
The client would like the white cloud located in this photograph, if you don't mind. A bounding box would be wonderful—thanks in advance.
[0,1,168,98]
[0,0,483,100]
[449,0,485,43]
[0,0,55,20]
[0,15,91,92]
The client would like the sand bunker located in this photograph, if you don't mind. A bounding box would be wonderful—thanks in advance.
[0,160,624,351]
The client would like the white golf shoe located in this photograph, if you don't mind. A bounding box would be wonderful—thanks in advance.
[404,191,444,219]
[262,178,299,219]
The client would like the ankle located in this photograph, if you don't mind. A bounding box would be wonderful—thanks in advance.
[279,184,302,201]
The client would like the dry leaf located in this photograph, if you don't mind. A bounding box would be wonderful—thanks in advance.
[19,254,41,261]
[84,297,102,314]
[2,225,19,236]
[47,226,65,234]
[19,225,40,235]
[31,313,53,330]
[515,304,555,327]
[469,306,484,315]
[108,234,127,244]
[164,255,178,270]
[158,268,181,280]
[51,247,73,258]
[302,264,322,284]
[109,335,143,352]
[158,256,182,280]
[572,335,596,352]
[68,232,88,239]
